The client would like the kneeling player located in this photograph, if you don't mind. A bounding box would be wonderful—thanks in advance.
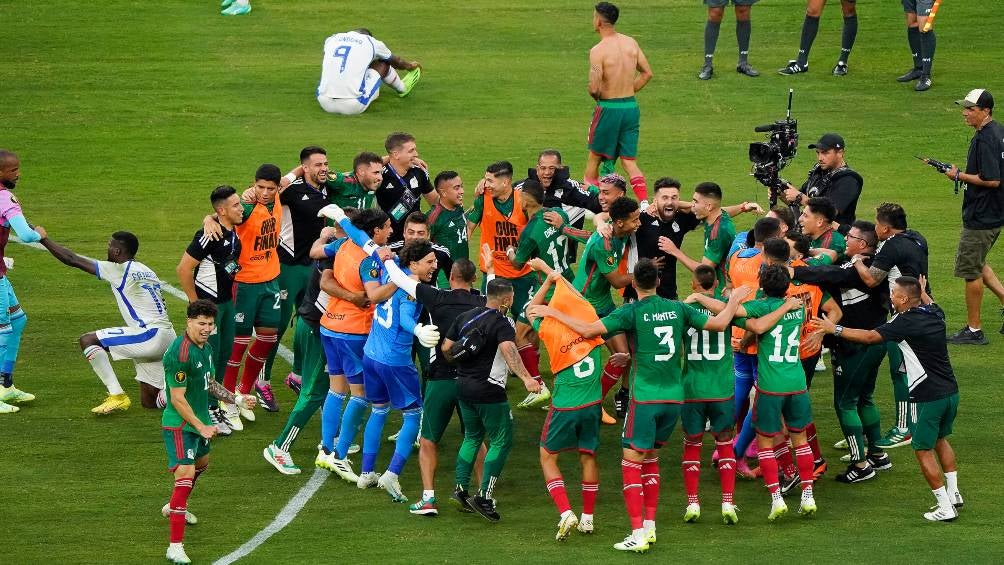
[161,300,256,564]
[40,231,176,414]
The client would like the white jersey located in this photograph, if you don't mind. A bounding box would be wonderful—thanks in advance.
[317,31,392,100]
[95,259,173,330]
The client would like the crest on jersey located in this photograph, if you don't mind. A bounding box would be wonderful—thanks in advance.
[369,268,379,279]
[606,256,615,266]
[406,295,416,302]
[175,371,187,384]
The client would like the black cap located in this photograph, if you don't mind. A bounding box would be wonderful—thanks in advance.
[808,133,845,151]
[956,89,994,110]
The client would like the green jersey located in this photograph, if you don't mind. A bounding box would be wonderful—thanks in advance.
[515,208,573,280]
[428,203,469,262]
[703,211,736,294]
[326,171,375,210]
[684,295,734,401]
[465,192,515,224]
[573,231,628,316]
[601,296,709,403]
[531,317,602,410]
[804,254,834,267]
[810,229,846,258]
[737,297,807,395]
[161,335,215,433]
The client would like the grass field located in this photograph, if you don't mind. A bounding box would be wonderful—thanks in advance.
[4,0,1004,563]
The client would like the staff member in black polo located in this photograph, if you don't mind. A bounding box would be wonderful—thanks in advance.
[783,133,864,234]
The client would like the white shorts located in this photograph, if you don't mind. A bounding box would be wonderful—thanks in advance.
[96,326,177,389]
[317,69,382,115]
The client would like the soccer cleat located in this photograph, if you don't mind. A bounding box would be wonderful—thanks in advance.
[577,516,594,534]
[315,446,333,471]
[645,527,656,544]
[683,502,701,523]
[166,543,192,564]
[327,453,359,483]
[867,452,892,471]
[897,68,923,82]
[799,496,818,517]
[378,472,408,503]
[92,393,131,415]
[833,438,848,449]
[835,463,876,484]
[263,444,301,475]
[208,407,232,437]
[914,76,933,92]
[387,431,400,442]
[397,67,421,98]
[778,60,808,75]
[409,496,439,516]
[613,533,649,553]
[556,511,579,541]
[238,402,256,422]
[736,62,760,77]
[601,407,616,425]
[0,400,18,413]
[614,387,629,419]
[745,441,758,459]
[256,381,279,412]
[517,382,551,409]
[285,373,302,396]
[162,503,198,525]
[923,506,958,522]
[876,427,911,449]
[736,458,759,480]
[357,471,379,490]
[812,458,828,479]
[471,495,501,522]
[947,326,988,345]
[831,62,848,76]
[815,356,827,372]
[722,503,739,525]
[451,486,474,513]
[768,498,788,522]
[779,472,800,496]
[221,2,251,16]
[220,0,235,8]
[698,64,714,81]
[0,385,34,404]
[951,491,964,509]
[220,402,243,431]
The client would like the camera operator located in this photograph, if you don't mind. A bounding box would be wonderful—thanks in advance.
[783,133,863,234]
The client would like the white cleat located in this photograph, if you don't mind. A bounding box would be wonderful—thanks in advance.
[0,385,35,404]
[334,437,361,454]
[768,498,788,521]
[357,471,379,489]
[220,402,243,431]
[0,399,19,414]
[834,438,848,449]
[799,496,818,517]
[327,454,360,483]
[263,444,301,475]
[166,543,191,564]
[722,502,739,524]
[516,383,551,409]
[208,407,232,437]
[161,503,197,525]
[924,505,958,522]
[683,502,701,523]
[377,471,408,503]
[556,511,579,541]
[576,515,594,534]
[238,403,255,422]
[613,533,650,553]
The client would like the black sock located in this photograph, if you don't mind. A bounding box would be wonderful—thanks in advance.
[0,372,11,388]
[920,29,936,76]
[704,20,722,65]
[839,15,858,63]
[736,19,751,63]
[797,15,820,66]
[907,26,922,70]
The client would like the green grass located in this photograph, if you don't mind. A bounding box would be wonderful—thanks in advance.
[3,0,1003,562]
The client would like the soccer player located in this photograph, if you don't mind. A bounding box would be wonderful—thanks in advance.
[443,277,540,522]
[161,299,256,565]
[698,0,759,81]
[218,165,283,428]
[657,182,737,295]
[799,197,847,258]
[389,212,452,290]
[379,132,438,242]
[524,259,604,540]
[315,29,421,115]
[427,170,469,266]
[0,149,44,413]
[282,150,384,210]
[40,231,176,414]
[779,0,858,76]
[585,2,653,201]
[679,265,740,524]
[536,258,750,552]
[896,1,936,91]
[813,276,963,521]
[176,185,245,435]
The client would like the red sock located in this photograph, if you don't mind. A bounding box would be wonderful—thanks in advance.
[621,459,644,530]
[223,336,251,392]
[757,446,780,494]
[795,443,815,492]
[601,361,625,398]
[775,439,796,477]
[805,422,822,461]
[169,477,193,543]
[581,481,598,515]
[716,440,736,505]
[546,477,572,515]
[629,174,648,202]
[238,334,277,394]
[682,437,702,504]
[517,344,542,384]
[641,457,660,521]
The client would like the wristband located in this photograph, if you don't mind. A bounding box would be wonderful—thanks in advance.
[834,325,844,337]
[954,169,961,182]
[283,172,297,184]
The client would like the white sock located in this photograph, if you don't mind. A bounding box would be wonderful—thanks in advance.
[383,68,406,93]
[236,0,250,6]
[642,519,655,531]
[580,512,593,522]
[423,489,435,500]
[560,509,575,520]
[968,326,981,333]
[944,471,959,495]
[84,345,123,395]
[932,486,952,511]
[801,485,814,500]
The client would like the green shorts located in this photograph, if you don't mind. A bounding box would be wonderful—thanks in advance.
[622,401,680,452]
[705,0,759,6]
[293,318,326,384]
[954,227,1000,280]
[163,427,210,471]
[540,404,602,454]
[752,390,813,436]
[232,279,281,334]
[421,379,460,443]
[494,274,538,325]
[681,398,736,437]
[587,97,640,161]
[909,393,958,450]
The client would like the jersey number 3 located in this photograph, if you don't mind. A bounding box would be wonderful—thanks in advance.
[653,326,676,361]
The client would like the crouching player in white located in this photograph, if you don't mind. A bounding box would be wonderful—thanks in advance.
[316,28,422,115]
[40,231,177,414]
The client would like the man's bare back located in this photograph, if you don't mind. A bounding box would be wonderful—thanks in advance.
[589,32,651,100]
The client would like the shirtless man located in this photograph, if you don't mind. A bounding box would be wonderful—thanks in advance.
[586,2,653,203]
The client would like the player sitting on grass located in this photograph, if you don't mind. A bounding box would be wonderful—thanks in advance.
[40,231,176,414]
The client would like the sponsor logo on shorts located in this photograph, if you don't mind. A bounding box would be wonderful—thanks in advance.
[235,313,245,323]
[187,449,194,459]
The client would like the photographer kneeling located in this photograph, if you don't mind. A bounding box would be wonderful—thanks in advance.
[783,133,863,234]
